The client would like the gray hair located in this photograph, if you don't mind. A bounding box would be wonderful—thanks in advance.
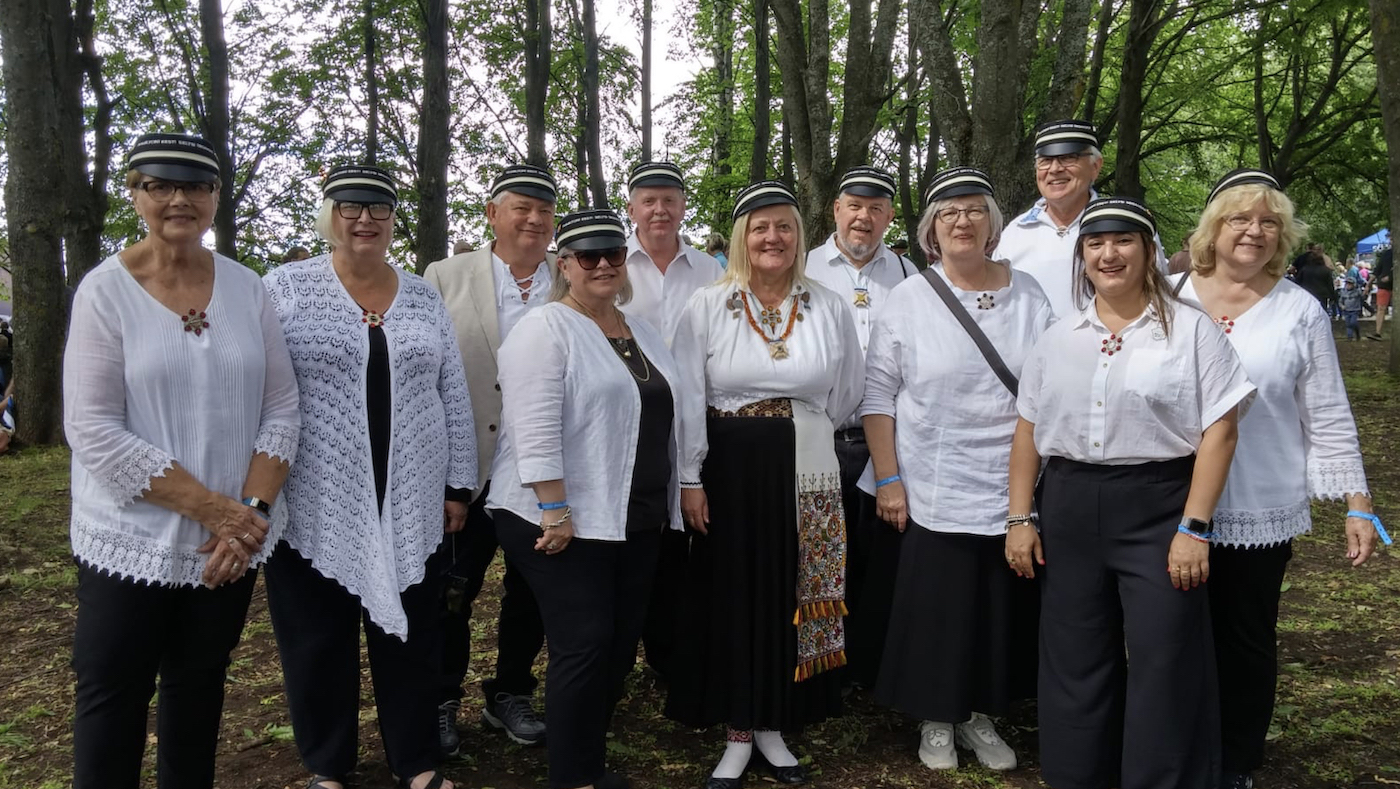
[916,194,1006,261]
[548,246,634,306]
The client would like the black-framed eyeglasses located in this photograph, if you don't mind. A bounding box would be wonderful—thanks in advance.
[561,247,626,270]
[137,180,217,202]
[336,202,394,221]
[1035,153,1089,171]
[935,205,989,224]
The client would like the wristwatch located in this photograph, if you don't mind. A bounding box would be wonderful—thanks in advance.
[242,496,272,517]
[1180,517,1213,535]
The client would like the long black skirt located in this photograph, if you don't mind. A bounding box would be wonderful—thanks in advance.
[872,523,1039,723]
[665,414,843,732]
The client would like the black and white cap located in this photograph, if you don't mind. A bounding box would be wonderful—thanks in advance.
[838,166,896,200]
[323,164,399,206]
[126,133,221,182]
[1080,197,1156,236]
[555,209,627,251]
[1207,168,1282,205]
[1034,120,1099,157]
[491,164,558,203]
[923,166,994,207]
[628,161,685,191]
[732,180,798,221]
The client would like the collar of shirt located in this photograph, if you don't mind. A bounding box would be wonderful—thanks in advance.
[1018,188,1100,228]
[817,234,899,277]
[1072,300,1160,334]
[492,251,550,308]
[626,233,694,271]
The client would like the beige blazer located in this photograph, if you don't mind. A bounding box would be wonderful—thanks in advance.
[424,245,555,498]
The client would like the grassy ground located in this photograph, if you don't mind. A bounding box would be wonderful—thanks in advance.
[1,329,1398,788]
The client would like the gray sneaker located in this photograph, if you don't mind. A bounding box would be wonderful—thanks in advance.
[437,699,461,758]
[482,692,546,746]
[918,720,958,770]
[954,713,1017,771]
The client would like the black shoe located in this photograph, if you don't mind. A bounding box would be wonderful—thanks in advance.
[1222,772,1254,789]
[754,752,808,785]
[596,772,631,789]
[437,700,461,758]
[1367,333,1383,340]
[482,691,547,746]
[704,777,744,789]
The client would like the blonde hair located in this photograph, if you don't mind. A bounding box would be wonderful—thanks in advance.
[1072,231,1177,338]
[916,194,1006,262]
[314,198,343,247]
[548,247,634,305]
[721,204,810,292]
[1188,184,1306,280]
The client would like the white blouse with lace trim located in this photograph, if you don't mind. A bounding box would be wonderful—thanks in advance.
[1175,275,1369,547]
[264,255,476,639]
[64,253,301,587]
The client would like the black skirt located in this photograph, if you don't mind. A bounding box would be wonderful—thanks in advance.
[873,523,1039,723]
[664,414,843,732]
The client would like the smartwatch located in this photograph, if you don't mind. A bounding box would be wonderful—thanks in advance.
[242,496,272,518]
[1180,517,1213,535]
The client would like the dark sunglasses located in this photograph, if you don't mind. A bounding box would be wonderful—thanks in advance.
[562,247,626,270]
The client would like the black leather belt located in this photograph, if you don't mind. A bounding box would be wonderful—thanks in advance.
[834,427,866,443]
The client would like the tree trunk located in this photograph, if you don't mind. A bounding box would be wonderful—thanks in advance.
[364,0,380,163]
[748,0,771,182]
[0,0,70,444]
[640,0,652,161]
[62,0,113,284]
[1369,0,1400,374]
[198,0,237,259]
[1082,0,1118,123]
[524,0,552,167]
[415,0,450,272]
[1115,0,1159,199]
[895,12,923,266]
[712,0,735,227]
[582,0,608,206]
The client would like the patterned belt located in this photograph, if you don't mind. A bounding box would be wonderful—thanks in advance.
[707,398,794,419]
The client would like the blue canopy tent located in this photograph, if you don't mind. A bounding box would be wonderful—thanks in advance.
[1357,228,1390,255]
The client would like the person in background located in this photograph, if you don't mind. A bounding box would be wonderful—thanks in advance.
[706,232,729,269]
[284,246,311,263]
[866,168,1052,772]
[64,132,301,789]
[889,237,917,270]
[1168,233,1193,275]
[1008,196,1254,789]
[802,166,914,690]
[1368,246,1393,340]
[423,164,556,754]
[262,164,476,789]
[453,239,474,255]
[1291,244,1335,312]
[1175,169,1383,789]
[1340,278,1364,339]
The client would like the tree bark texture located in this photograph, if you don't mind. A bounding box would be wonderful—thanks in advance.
[62,0,113,284]
[748,0,772,183]
[1368,0,1400,374]
[365,0,380,164]
[524,0,552,167]
[0,0,71,444]
[641,0,652,161]
[198,0,238,259]
[1114,0,1161,199]
[711,0,735,227]
[415,0,451,271]
[582,0,608,206]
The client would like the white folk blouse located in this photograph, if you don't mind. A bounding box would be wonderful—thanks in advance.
[64,254,301,587]
[860,267,1054,535]
[488,303,683,537]
[264,256,476,639]
[493,252,552,342]
[1174,274,1369,547]
[672,279,865,481]
[1018,300,1256,465]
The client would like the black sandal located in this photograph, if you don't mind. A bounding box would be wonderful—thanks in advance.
[307,777,347,789]
[397,773,449,789]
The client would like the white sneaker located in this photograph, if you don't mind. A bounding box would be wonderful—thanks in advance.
[917,721,958,770]
[954,713,1017,771]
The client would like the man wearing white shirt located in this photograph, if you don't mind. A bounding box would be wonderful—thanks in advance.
[804,165,914,690]
[617,160,723,686]
[997,120,1167,318]
[619,161,724,345]
[423,164,557,755]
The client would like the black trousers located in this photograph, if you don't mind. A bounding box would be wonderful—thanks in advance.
[640,526,691,681]
[496,509,661,789]
[72,561,256,789]
[1210,540,1293,774]
[437,483,545,702]
[1038,457,1219,789]
[265,541,442,780]
[834,433,902,688]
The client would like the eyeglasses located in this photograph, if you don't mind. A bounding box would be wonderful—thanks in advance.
[336,202,394,220]
[561,247,627,270]
[1224,214,1281,233]
[137,180,216,202]
[935,206,989,224]
[1035,153,1088,171]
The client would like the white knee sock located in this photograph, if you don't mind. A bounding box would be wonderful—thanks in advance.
[755,729,798,767]
[712,738,753,779]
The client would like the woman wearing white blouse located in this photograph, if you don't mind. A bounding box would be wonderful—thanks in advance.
[1175,169,1381,789]
[490,209,683,789]
[866,168,1053,773]
[1008,197,1255,789]
[262,165,476,789]
[667,181,864,789]
[64,133,301,789]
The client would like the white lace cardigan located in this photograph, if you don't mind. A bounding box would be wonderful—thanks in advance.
[264,256,476,639]
[1175,275,1370,547]
[64,254,301,587]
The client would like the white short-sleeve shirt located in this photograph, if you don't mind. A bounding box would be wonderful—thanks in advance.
[619,235,724,346]
[804,235,915,356]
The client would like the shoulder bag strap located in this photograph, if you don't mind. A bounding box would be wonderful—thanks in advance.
[1171,271,1189,297]
[920,268,1018,397]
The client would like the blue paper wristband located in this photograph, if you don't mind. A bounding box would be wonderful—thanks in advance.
[876,474,901,488]
[538,500,569,511]
[1347,511,1393,546]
